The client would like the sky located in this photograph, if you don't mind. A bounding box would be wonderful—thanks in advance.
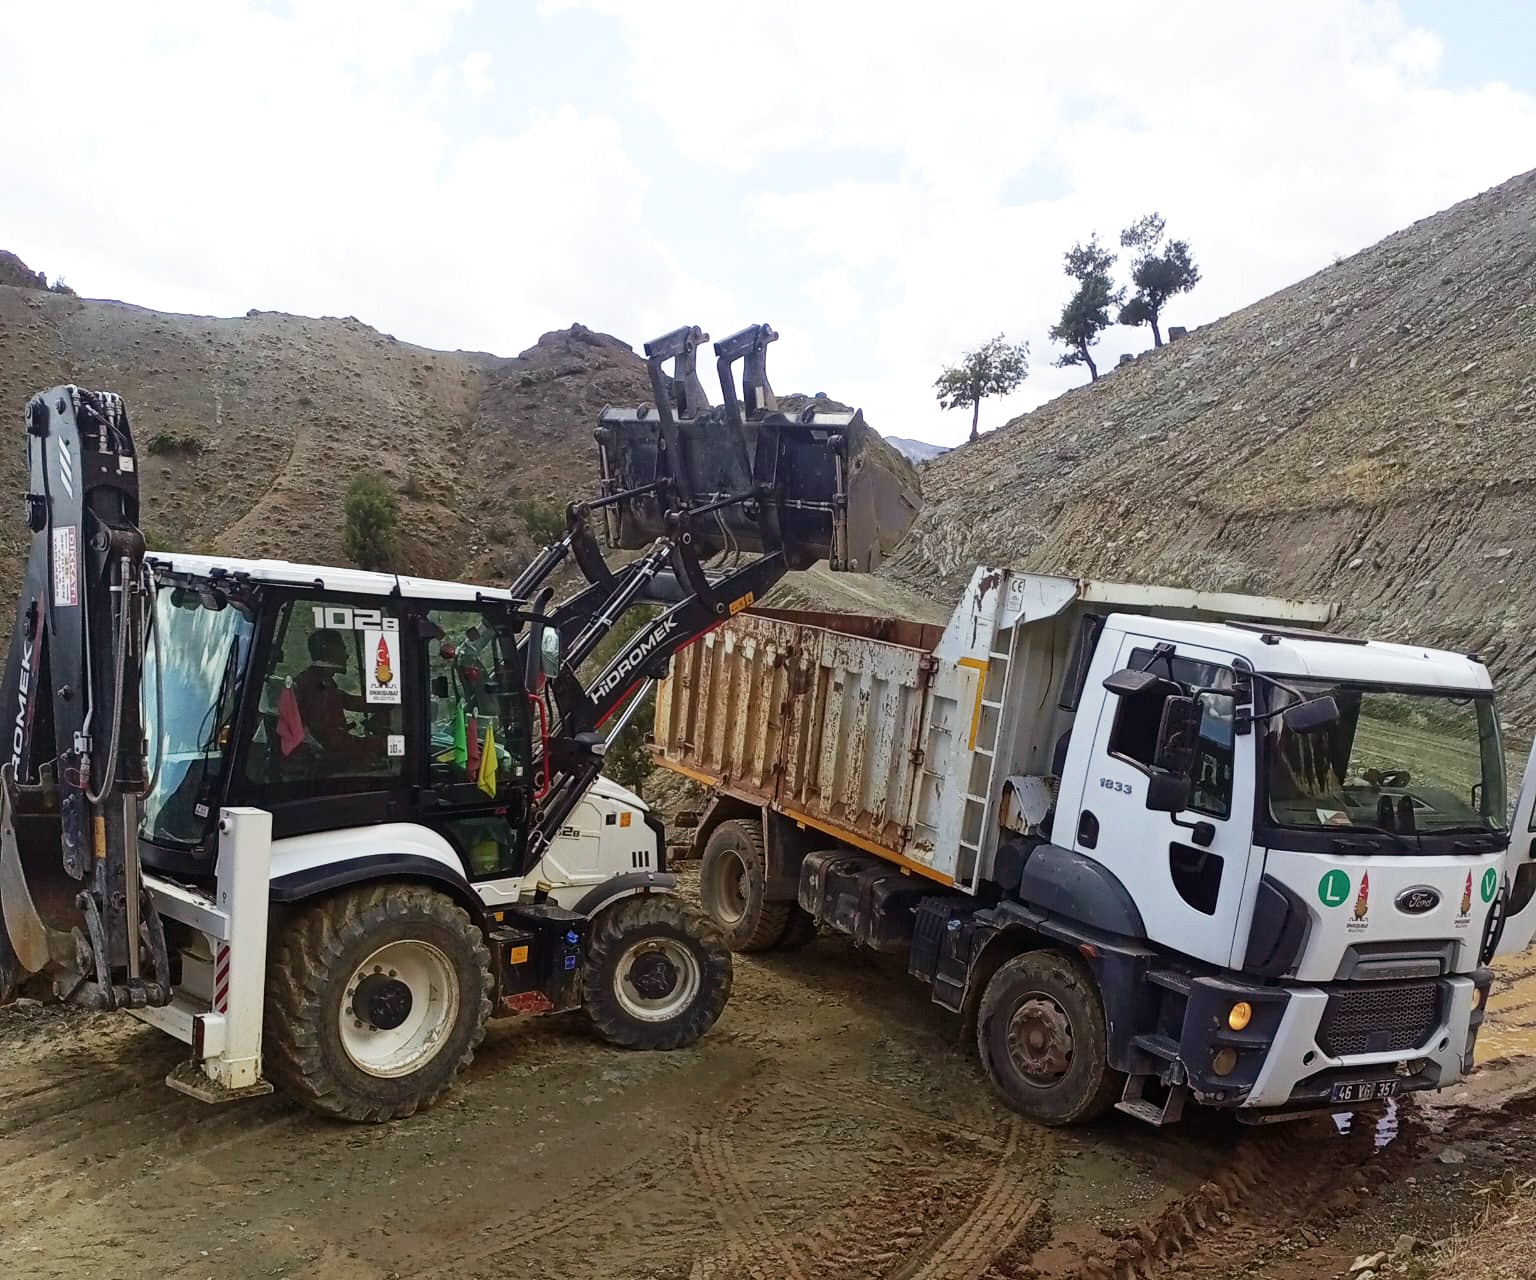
[2,1,1534,447]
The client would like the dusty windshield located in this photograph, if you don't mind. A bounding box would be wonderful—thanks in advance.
[1262,682,1505,836]
[141,587,255,846]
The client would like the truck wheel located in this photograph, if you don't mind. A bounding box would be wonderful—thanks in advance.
[700,818,789,952]
[583,894,732,1050]
[975,950,1121,1126]
[264,884,492,1123]
[774,905,819,951]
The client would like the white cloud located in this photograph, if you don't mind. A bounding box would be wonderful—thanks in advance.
[561,0,1536,444]
[0,1,730,361]
[460,51,494,96]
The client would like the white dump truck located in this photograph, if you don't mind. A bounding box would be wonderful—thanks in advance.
[657,568,1535,1126]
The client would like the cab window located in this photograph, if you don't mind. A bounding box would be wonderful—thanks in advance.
[426,610,528,800]
[242,599,406,800]
[1110,647,1235,820]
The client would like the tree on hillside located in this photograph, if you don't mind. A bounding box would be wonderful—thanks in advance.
[1118,213,1200,347]
[343,472,399,571]
[934,335,1030,443]
[1049,235,1122,383]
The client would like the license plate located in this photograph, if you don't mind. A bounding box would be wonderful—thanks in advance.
[1330,1079,1398,1104]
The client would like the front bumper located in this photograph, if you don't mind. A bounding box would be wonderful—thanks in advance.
[1164,968,1493,1109]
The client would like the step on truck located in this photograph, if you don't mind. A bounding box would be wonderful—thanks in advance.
[659,568,1536,1126]
[0,323,919,1119]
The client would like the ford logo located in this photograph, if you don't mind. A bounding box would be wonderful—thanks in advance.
[1395,886,1440,915]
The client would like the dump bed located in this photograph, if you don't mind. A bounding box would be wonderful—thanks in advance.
[653,569,1335,891]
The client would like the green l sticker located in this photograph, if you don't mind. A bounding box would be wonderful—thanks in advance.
[1319,869,1351,908]
[1482,867,1498,903]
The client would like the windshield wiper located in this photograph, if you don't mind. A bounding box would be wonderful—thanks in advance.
[1324,823,1418,852]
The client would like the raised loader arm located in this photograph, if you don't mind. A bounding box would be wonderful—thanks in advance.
[507,323,919,864]
[0,387,169,1009]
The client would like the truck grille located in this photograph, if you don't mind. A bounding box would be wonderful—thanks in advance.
[1318,982,1441,1057]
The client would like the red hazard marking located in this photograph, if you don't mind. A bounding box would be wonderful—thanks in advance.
[214,946,231,1012]
[501,991,555,1016]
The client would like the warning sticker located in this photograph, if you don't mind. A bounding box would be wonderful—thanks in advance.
[364,629,401,704]
[387,734,405,757]
[52,526,79,606]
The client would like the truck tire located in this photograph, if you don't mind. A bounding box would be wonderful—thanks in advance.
[264,883,492,1123]
[583,894,732,1050]
[975,950,1121,1126]
[700,818,789,952]
[774,905,819,951]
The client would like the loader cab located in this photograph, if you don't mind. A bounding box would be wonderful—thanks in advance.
[139,559,549,885]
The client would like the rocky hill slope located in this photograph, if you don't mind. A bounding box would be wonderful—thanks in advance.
[0,254,650,595]
[883,168,1536,734]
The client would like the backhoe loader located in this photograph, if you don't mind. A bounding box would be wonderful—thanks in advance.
[0,322,918,1120]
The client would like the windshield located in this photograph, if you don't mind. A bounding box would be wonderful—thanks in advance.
[141,587,255,846]
[1262,681,1505,837]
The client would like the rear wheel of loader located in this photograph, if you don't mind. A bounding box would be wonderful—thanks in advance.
[975,950,1121,1127]
[264,884,492,1123]
[583,894,732,1050]
[699,818,789,952]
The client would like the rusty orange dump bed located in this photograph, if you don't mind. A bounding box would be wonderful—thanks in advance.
[652,605,942,858]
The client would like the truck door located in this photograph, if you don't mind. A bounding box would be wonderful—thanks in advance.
[1077,635,1253,969]
[1497,738,1536,956]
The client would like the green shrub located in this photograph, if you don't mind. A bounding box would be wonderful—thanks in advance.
[516,498,566,545]
[144,430,203,455]
[343,472,399,571]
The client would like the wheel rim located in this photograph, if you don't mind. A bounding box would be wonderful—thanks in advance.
[706,848,749,924]
[614,937,701,1022]
[339,939,460,1078]
[1006,992,1074,1087]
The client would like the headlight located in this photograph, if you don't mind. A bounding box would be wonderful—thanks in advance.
[1212,1047,1239,1077]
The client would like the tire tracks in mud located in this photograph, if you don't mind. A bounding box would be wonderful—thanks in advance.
[890,1117,1049,1280]
[1047,1107,1421,1280]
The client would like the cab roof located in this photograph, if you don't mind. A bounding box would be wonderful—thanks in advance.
[1108,613,1493,693]
[149,553,520,605]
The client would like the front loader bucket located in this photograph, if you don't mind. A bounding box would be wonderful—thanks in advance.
[595,324,920,572]
[0,779,78,1002]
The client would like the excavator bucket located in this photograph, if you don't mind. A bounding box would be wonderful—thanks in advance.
[595,324,920,572]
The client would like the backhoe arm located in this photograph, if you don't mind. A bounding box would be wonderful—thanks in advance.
[0,387,169,1009]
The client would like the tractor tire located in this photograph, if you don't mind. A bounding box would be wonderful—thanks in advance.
[975,949,1121,1127]
[583,893,732,1050]
[774,905,820,951]
[699,818,789,952]
[264,883,492,1123]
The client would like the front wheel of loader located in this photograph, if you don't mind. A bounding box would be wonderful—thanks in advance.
[264,883,492,1123]
[583,894,732,1050]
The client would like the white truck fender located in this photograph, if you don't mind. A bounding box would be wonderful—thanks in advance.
[266,824,481,919]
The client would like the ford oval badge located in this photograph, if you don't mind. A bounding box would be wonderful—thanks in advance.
[1395,886,1440,915]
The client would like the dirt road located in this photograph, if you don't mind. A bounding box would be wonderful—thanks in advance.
[2,933,1533,1280]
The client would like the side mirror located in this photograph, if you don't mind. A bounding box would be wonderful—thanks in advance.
[525,620,548,694]
[1154,696,1201,776]
[540,626,561,680]
[1145,770,1192,813]
[1283,695,1340,734]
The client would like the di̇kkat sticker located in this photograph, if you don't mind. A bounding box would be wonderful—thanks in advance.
[364,628,401,704]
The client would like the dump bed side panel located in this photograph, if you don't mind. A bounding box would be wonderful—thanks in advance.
[653,611,930,854]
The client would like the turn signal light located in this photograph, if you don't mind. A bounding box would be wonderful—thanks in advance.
[1472,987,1485,1010]
[1228,1001,1253,1031]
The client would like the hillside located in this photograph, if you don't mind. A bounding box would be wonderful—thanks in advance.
[883,168,1536,733]
[0,256,651,595]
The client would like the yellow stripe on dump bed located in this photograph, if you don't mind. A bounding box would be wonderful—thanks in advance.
[957,657,989,751]
[782,807,953,886]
